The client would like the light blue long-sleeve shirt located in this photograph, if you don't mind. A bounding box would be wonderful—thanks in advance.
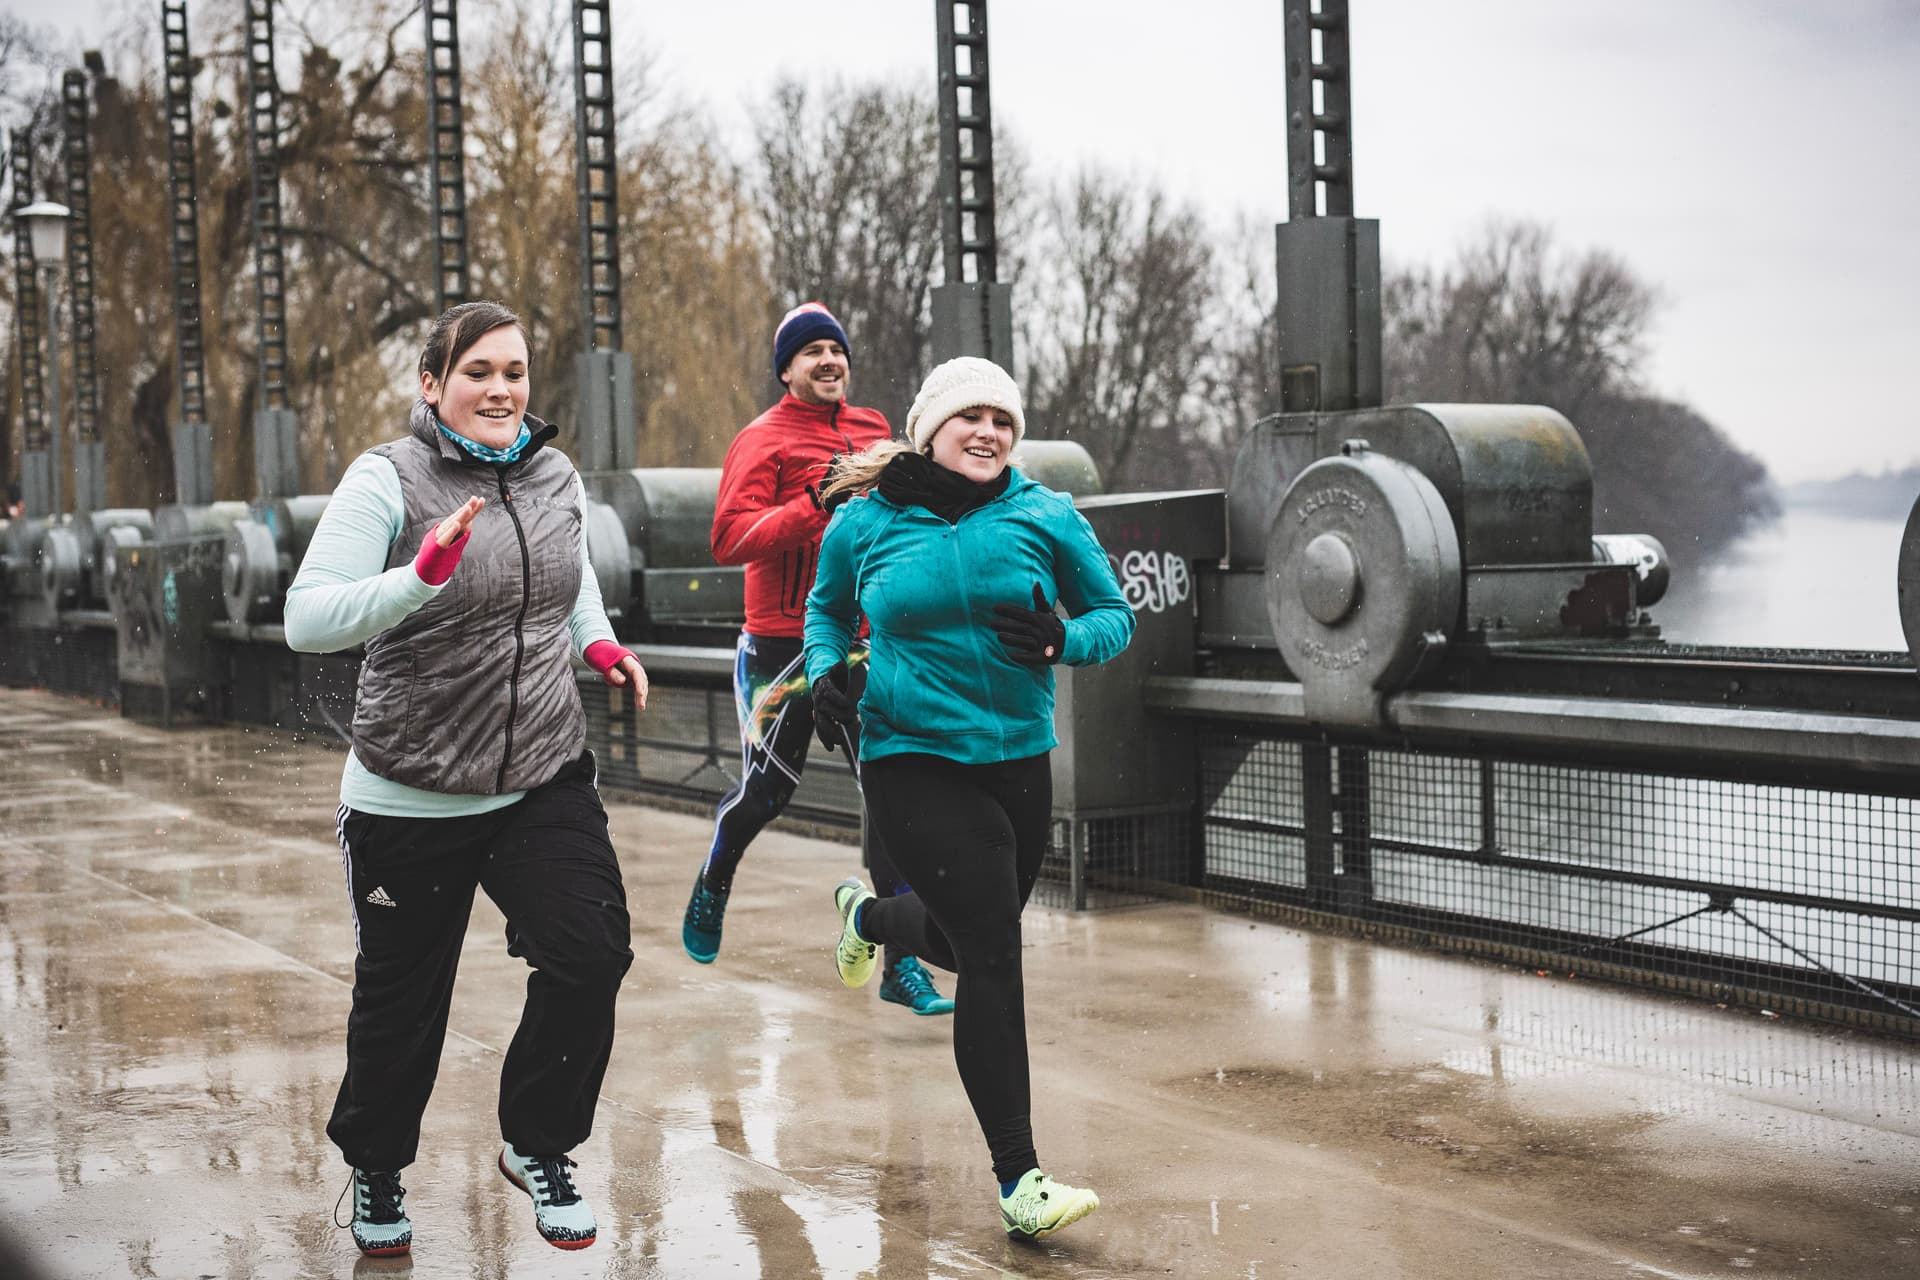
[285,451,618,817]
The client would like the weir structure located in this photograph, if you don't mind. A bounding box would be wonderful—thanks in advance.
[0,1,1913,1041]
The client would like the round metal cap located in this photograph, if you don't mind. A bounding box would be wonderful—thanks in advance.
[97,525,146,602]
[223,518,283,625]
[1298,532,1361,625]
[1265,448,1461,724]
[39,526,84,610]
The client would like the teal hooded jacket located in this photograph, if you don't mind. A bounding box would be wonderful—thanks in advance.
[803,468,1134,765]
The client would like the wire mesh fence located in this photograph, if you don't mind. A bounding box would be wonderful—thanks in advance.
[1198,727,1920,1037]
[582,673,1192,907]
[581,674,863,832]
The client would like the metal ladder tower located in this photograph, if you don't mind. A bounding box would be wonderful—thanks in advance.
[929,0,1013,368]
[424,0,470,313]
[62,70,105,516]
[569,0,634,472]
[243,0,299,498]
[9,132,50,519]
[1276,0,1380,412]
[162,0,214,505]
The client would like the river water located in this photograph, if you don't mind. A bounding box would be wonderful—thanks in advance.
[1651,506,1908,652]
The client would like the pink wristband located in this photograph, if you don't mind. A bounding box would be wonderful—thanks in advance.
[584,639,635,679]
[414,528,468,586]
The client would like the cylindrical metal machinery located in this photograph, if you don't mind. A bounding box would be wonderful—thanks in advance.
[154,500,250,541]
[1224,403,1672,725]
[582,469,730,632]
[1015,440,1104,496]
[41,508,154,609]
[222,495,330,624]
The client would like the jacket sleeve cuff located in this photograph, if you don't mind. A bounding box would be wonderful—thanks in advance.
[413,529,468,586]
[584,639,635,678]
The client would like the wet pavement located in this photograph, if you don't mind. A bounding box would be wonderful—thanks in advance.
[0,686,1916,1279]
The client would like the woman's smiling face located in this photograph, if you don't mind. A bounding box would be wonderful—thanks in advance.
[422,324,529,449]
[929,405,1015,482]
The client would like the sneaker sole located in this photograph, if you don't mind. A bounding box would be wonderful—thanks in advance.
[497,1153,598,1250]
[1004,1194,1099,1240]
[879,989,955,1016]
[353,1240,411,1258]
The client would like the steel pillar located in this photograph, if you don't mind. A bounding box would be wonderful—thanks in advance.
[243,0,299,498]
[424,0,470,313]
[63,71,105,515]
[162,0,214,506]
[569,0,634,472]
[929,0,1013,368]
[1276,0,1379,413]
[10,132,49,518]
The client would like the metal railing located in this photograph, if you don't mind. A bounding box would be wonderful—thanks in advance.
[1138,679,1920,1039]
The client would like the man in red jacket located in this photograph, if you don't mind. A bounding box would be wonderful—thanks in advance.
[681,302,952,1016]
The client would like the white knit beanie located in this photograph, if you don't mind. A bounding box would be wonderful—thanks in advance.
[903,356,1025,453]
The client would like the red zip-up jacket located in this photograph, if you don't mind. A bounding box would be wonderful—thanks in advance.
[711,393,892,638]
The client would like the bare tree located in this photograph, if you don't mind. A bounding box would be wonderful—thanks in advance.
[1384,219,1654,420]
[755,78,943,431]
[1382,219,1771,559]
[1023,169,1216,490]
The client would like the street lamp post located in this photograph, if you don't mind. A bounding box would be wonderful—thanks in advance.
[17,201,71,521]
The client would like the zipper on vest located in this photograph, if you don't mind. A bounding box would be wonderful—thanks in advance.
[496,471,531,792]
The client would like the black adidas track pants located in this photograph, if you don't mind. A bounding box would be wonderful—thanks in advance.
[327,750,633,1172]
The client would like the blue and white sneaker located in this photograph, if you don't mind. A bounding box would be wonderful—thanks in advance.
[682,872,730,964]
[498,1145,597,1249]
[336,1167,411,1257]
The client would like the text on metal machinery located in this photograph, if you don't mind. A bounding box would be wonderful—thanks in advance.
[1297,487,1369,523]
[1299,635,1371,671]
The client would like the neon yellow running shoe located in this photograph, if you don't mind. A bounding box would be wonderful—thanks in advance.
[1000,1170,1100,1240]
[833,877,878,988]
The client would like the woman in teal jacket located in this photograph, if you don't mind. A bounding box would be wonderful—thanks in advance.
[803,356,1133,1241]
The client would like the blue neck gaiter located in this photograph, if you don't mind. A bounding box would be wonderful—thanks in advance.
[436,414,532,464]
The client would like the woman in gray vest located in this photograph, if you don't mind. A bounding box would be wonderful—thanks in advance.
[286,300,646,1258]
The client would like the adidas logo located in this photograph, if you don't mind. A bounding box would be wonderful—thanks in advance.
[365,885,398,908]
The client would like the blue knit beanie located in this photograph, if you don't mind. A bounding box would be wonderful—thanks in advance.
[773,302,851,381]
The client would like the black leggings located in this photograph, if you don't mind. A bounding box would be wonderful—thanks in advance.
[859,751,1051,1183]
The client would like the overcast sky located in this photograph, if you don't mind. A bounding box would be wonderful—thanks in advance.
[10,0,1918,484]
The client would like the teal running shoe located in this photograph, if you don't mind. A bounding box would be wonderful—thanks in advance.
[833,877,878,988]
[498,1145,597,1250]
[1000,1169,1100,1240]
[335,1167,411,1257]
[682,871,729,964]
[879,954,954,1015]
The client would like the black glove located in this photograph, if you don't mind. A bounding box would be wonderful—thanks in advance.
[991,583,1067,665]
[811,663,860,752]
[808,454,856,513]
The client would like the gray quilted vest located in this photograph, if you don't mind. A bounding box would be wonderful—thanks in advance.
[351,402,587,795]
